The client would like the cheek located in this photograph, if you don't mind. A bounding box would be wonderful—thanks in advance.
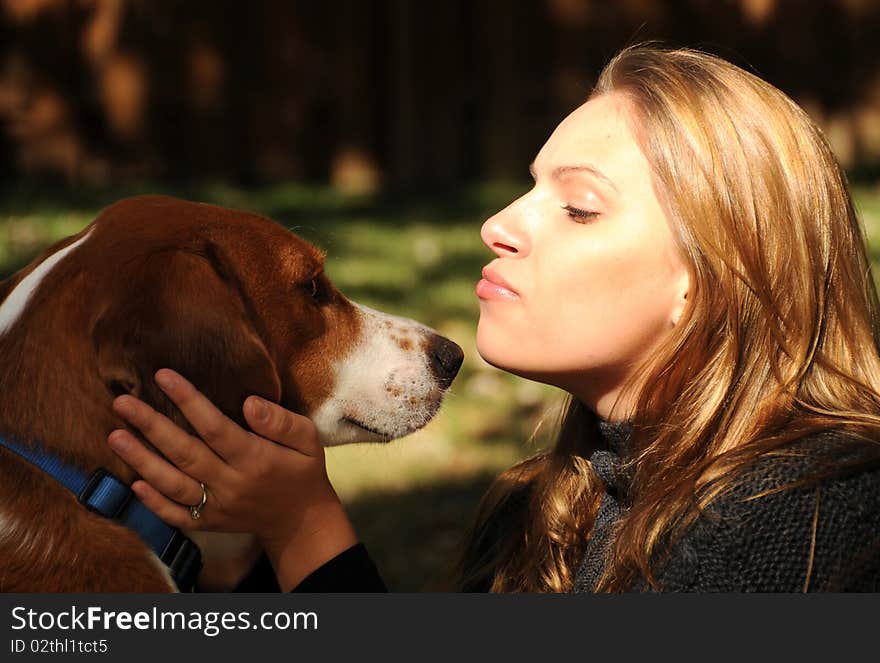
[279,299,362,411]
[564,242,683,369]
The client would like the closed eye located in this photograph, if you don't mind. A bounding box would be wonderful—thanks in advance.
[562,205,600,223]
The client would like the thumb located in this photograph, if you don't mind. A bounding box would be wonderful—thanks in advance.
[243,396,322,456]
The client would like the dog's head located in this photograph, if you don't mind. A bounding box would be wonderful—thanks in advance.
[70,195,462,445]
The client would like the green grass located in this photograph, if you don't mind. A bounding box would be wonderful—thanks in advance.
[3,180,880,590]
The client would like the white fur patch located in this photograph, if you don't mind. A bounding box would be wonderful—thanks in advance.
[0,229,92,337]
[311,302,446,445]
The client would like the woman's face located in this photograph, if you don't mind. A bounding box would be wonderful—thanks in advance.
[476,92,689,419]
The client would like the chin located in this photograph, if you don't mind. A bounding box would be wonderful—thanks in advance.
[475,333,508,370]
[476,324,567,381]
[476,343,534,380]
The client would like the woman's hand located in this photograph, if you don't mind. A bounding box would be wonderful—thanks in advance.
[107,368,357,591]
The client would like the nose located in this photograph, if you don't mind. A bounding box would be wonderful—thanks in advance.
[480,202,529,257]
[425,334,464,388]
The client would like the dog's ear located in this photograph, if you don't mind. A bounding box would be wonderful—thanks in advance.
[92,245,282,432]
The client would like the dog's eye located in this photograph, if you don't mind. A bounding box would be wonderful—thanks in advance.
[304,277,326,305]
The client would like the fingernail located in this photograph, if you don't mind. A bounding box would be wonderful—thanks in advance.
[113,397,135,419]
[108,430,130,451]
[155,370,175,392]
[251,398,269,421]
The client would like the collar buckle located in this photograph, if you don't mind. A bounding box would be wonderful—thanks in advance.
[77,468,133,518]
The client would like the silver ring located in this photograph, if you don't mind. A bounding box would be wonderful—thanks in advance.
[189,482,208,520]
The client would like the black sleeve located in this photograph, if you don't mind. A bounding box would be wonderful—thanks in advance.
[232,543,387,592]
[232,553,281,592]
[291,542,388,592]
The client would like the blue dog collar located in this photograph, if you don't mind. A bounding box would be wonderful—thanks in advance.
[0,434,201,591]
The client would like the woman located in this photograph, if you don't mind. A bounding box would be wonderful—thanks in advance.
[109,45,880,592]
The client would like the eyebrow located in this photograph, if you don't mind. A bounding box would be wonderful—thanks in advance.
[529,162,619,193]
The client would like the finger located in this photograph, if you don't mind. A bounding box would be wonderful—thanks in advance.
[243,396,321,457]
[152,369,249,464]
[112,394,229,482]
[131,480,202,531]
[108,429,206,507]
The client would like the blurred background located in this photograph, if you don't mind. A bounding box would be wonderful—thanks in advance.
[2,0,880,590]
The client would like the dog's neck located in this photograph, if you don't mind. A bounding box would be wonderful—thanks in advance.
[0,282,137,482]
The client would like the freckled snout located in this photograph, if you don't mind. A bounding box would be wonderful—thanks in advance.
[426,334,464,388]
[309,302,466,445]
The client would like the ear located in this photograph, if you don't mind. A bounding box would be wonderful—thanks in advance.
[92,247,282,432]
[95,317,142,399]
[671,269,690,327]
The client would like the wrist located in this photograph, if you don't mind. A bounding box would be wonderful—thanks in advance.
[259,492,358,591]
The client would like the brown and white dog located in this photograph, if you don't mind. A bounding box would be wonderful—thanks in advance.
[0,195,463,591]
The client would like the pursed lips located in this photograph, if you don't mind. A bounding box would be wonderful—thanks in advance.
[477,265,519,300]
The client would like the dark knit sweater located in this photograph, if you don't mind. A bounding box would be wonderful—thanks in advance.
[573,420,880,592]
[238,421,880,592]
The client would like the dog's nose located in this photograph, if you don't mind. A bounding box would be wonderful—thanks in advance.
[426,335,464,388]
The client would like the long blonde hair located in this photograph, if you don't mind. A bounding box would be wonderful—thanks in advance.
[456,44,880,592]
